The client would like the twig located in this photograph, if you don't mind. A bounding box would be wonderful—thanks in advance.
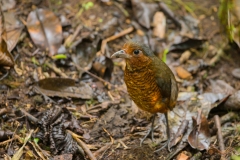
[12,130,34,160]
[118,140,129,149]
[107,91,115,101]
[174,0,197,18]
[159,2,181,29]
[0,70,9,81]
[64,24,82,47]
[166,142,188,160]
[169,120,189,149]
[33,86,56,104]
[219,112,237,124]
[0,137,15,146]
[214,115,225,152]
[209,42,227,66]
[208,112,237,129]
[210,127,233,143]
[113,2,129,17]
[72,61,113,89]
[45,61,69,78]
[20,108,39,124]
[99,27,134,54]
[93,143,112,158]
[67,130,97,160]
[0,108,10,116]
[98,137,130,160]
[28,141,47,160]
[103,128,114,144]
[190,152,202,160]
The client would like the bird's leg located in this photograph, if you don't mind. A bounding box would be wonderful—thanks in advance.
[154,112,171,152]
[140,114,156,146]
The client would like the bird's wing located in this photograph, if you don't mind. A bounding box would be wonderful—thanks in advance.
[153,57,178,109]
[153,58,172,99]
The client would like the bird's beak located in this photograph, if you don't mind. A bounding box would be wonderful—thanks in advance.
[111,50,131,59]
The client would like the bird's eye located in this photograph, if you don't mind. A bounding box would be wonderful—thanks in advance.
[133,50,140,55]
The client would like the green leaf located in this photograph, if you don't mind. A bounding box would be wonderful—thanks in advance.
[31,57,39,65]
[162,49,169,63]
[52,54,67,60]
[34,138,39,144]
[83,2,94,10]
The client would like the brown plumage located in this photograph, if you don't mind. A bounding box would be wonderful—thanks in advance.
[111,41,178,151]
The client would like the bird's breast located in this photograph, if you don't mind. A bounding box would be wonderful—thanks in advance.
[124,68,164,113]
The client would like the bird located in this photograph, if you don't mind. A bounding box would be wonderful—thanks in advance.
[111,41,178,152]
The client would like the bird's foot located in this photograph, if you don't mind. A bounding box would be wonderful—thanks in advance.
[140,127,155,146]
[154,139,171,152]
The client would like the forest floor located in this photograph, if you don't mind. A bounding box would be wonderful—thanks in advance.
[0,0,240,159]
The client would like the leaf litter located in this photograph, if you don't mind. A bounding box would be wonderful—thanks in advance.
[0,0,240,160]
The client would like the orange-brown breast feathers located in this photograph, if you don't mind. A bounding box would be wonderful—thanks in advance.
[124,65,166,113]
[122,41,178,114]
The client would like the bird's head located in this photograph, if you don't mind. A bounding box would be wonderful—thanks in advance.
[111,41,154,70]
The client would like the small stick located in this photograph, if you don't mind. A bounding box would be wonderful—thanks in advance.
[64,24,82,47]
[208,112,237,129]
[93,143,111,157]
[67,130,97,160]
[159,2,181,29]
[0,108,10,116]
[190,152,202,160]
[20,108,39,124]
[45,61,69,78]
[214,115,225,152]
[113,2,129,17]
[166,142,188,160]
[99,27,134,54]
[103,127,114,144]
[72,61,113,88]
[174,0,197,18]
[118,139,129,149]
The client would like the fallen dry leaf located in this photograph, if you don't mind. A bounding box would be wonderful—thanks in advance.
[209,79,235,95]
[131,0,158,29]
[0,9,14,67]
[188,110,211,150]
[27,8,63,56]
[169,120,189,149]
[152,12,166,39]
[232,68,240,79]
[1,0,16,11]
[179,50,191,64]
[175,66,192,79]
[176,152,189,160]
[3,11,23,52]
[36,78,93,99]
[223,90,240,110]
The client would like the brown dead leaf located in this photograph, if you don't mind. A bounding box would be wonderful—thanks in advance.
[210,79,235,95]
[175,66,192,79]
[27,8,63,56]
[169,120,189,149]
[0,9,14,67]
[0,38,14,67]
[179,50,191,64]
[36,78,93,99]
[131,0,158,29]
[232,68,240,79]
[152,12,166,39]
[176,152,189,160]
[2,0,16,11]
[188,110,211,150]
[223,90,240,110]
[3,11,23,52]
[92,55,114,80]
